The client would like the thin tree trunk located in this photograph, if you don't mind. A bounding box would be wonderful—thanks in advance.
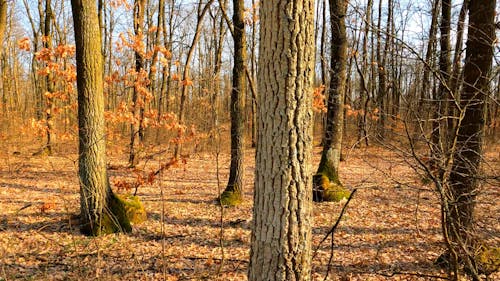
[356,0,372,148]
[44,0,54,155]
[250,0,257,148]
[129,0,146,167]
[0,0,7,59]
[219,0,245,206]
[449,0,469,95]
[174,0,214,158]
[376,0,387,140]
[431,0,452,168]
[417,0,439,139]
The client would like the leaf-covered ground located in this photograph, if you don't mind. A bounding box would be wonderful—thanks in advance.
[0,141,498,280]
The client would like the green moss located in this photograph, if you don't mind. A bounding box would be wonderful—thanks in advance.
[82,193,147,236]
[98,194,133,235]
[316,152,339,182]
[476,245,500,275]
[323,183,351,202]
[313,170,349,202]
[219,190,242,206]
[117,194,147,224]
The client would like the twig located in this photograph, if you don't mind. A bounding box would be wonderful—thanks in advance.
[314,188,358,258]
[15,203,33,214]
[316,189,357,280]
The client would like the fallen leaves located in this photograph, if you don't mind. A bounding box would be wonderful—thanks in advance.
[0,144,498,280]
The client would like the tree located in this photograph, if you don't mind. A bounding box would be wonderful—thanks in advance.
[312,0,350,202]
[71,0,133,236]
[444,0,496,278]
[431,0,452,165]
[174,0,214,158]
[128,0,146,167]
[43,0,55,155]
[248,0,314,279]
[0,0,7,58]
[219,0,245,206]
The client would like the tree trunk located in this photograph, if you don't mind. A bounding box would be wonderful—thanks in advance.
[446,0,496,277]
[0,0,7,59]
[248,0,314,279]
[71,0,132,236]
[43,0,54,155]
[250,0,257,148]
[174,0,214,158]
[128,0,146,167]
[219,0,245,206]
[313,0,349,203]
[431,0,452,163]
[416,0,439,139]
[356,0,372,148]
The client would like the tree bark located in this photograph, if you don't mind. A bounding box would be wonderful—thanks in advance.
[219,0,245,206]
[313,0,349,202]
[446,0,495,277]
[71,0,132,236]
[248,0,314,280]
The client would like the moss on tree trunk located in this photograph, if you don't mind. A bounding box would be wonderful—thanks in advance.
[313,150,350,202]
[219,185,242,206]
[80,193,146,236]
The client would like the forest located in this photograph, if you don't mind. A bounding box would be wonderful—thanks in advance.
[0,0,498,280]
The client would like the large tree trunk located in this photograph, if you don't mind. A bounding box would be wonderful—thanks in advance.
[313,0,349,203]
[445,0,496,277]
[71,0,132,236]
[248,0,314,280]
[219,0,245,206]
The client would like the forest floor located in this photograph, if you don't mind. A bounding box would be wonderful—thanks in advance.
[0,139,498,281]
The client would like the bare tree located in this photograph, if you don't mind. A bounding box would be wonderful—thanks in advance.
[128,0,146,167]
[443,0,496,278]
[174,0,214,158]
[219,0,246,206]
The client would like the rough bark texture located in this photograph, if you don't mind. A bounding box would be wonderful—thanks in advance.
[447,0,495,274]
[248,0,314,280]
[220,0,246,206]
[71,0,132,236]
[313,0,349,203]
